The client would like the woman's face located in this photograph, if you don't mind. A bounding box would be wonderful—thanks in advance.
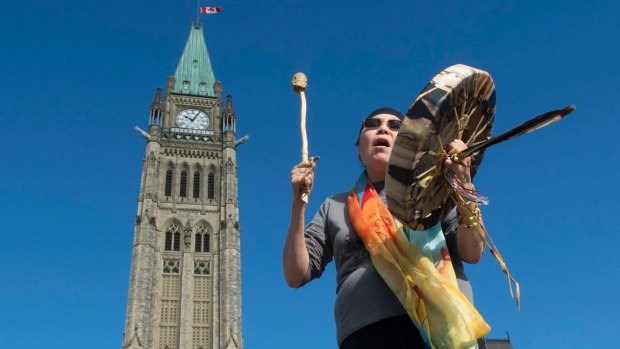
[357,113,401,175]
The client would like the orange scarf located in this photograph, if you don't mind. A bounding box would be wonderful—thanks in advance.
[347,174,490,349]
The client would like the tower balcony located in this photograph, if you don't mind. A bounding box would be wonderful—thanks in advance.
[168,127,216,141]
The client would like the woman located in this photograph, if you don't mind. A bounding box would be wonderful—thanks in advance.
[283,108,485,348]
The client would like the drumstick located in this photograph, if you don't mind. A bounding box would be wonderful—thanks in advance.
[292,72,309,162]
[292,72,313,203]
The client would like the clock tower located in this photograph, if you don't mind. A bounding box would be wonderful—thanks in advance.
[122,24,245,349]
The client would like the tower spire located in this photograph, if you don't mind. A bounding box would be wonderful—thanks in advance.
[173,25,216,97]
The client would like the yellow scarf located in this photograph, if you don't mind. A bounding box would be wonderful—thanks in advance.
[347,174,490,349]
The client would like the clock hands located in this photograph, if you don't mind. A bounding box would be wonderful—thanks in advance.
[182,111,200,123]
[190,111,201,122]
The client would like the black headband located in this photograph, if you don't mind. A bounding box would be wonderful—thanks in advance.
[363,107,404,121]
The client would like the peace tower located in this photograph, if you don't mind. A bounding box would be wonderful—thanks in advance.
[122,24,245,349]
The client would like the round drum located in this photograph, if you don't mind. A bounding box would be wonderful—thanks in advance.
[386,64,496,230]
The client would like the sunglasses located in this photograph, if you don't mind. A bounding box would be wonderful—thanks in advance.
[362,118,402,131]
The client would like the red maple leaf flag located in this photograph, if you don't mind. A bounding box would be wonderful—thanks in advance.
[200,6,221,14]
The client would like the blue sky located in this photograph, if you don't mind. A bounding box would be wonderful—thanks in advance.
[1,1,618,348]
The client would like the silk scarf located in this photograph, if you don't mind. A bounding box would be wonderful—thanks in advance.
[347,173,490,349]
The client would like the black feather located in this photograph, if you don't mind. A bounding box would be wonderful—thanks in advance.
[459,105,576,159]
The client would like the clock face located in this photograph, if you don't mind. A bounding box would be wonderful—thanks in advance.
[176,109,209,130]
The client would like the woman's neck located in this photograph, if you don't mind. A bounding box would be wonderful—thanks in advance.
[366,168,386,184]
[366,168,386,183]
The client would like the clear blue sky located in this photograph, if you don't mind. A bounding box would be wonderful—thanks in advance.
[1,1,618,348]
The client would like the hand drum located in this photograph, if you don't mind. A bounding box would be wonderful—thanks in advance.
[386,64,496,230]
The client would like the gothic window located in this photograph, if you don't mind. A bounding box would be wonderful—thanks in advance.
[173,231,180,251]
[160,271,179,349]
[199,83,206,92]
[183,80,190,90]
[194,260,210,275]
[165,232,172,250]
[194,225,210,253]
[192,272,211,348]
[163,259,180,274]
[165,169,173,197]
[193,275,210,299]
[193,171,200,199]
[207,172,215,199]
[180,171,188,198]
[194,234,202,253]
[165,224,181,252]
[203,232,210,252]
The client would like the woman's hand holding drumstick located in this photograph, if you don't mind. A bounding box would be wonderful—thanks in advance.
[292,72,318,204]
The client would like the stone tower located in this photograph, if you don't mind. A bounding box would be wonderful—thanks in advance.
[123,24,245,349]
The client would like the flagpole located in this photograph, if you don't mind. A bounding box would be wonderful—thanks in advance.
[196,0,200,26]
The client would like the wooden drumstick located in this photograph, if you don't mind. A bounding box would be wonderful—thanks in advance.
[292,72,308,162]
[292,72,314,203]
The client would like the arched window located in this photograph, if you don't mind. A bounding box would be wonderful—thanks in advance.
[173,231,181,251]
[180,171,188,198]
[203,232,210,252]
[207,172,215,199]
[195,225,210,253]
[165,169,173,197]
[195,233,202,253]
[164,223,180,251]
[193,171,200,199]
[165,231,172,251]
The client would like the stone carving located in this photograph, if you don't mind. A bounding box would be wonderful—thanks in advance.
[171,96,216,106]
[225,326,242,349]
[121,326,145,349]
[234,135,249,148]
[134,126,151,140]
[144,209,157,227]
[227,157,234,173]
[184,220,192,250]
[161,138,221,150]
[147,151,157,168]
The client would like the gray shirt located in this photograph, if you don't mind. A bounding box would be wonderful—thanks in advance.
[302,189,472,345]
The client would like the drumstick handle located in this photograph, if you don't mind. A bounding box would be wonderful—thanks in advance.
[300,91,308,162]
[299,91,310,202]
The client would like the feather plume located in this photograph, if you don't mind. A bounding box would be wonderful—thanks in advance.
[459,105,575,159]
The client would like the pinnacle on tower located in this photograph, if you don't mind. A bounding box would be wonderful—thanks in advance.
[224,95,236,133]
[149,87,163,126]
[225,94,235,111]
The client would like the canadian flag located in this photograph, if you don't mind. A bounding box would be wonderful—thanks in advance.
[200,6,221,14]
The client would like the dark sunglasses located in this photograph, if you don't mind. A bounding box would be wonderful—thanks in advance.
[362,118,402,131]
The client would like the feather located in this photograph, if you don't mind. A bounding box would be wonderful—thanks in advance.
[459,105,575,159]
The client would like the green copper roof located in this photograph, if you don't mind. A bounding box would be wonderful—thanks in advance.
[173,25,216,96]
